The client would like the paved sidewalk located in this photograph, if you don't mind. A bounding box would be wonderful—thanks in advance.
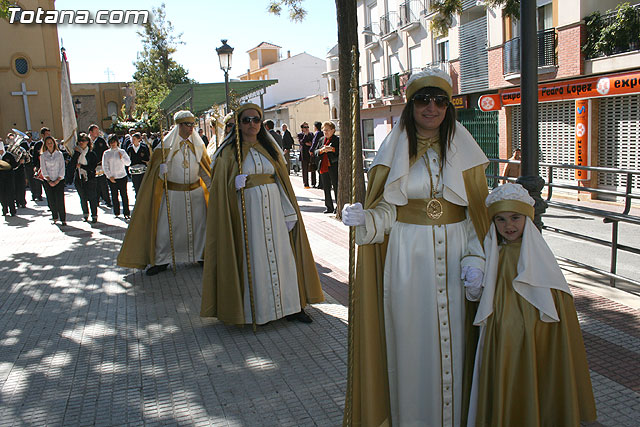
[0,179,639,426]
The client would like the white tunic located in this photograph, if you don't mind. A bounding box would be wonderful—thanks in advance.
[155,140,208,265]
[239,148,301,325]
[357,148,484,427]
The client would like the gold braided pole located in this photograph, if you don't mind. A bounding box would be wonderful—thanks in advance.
[234,115,257,332]
[344,45,359,427]
[159,112,176,275]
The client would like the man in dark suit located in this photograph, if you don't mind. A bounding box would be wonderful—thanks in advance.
[89,124,112,207]
[297,122,315,188]
[281,124,294,173]
[264,120,283,149]
[310,121,324,188]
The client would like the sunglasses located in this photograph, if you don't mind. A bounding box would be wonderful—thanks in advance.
[412,94,450,108]
[225,123,234,128]
[301,125,309,129]
[241,116,261,124]
[180,122,195,127]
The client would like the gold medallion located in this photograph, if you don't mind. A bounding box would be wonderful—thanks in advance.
[426,198,443,220]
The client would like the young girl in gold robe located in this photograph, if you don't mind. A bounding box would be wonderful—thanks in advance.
[468,183,597,426]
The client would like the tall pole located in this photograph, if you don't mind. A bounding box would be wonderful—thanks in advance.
[224,70,230,114]
[517,0,547,229]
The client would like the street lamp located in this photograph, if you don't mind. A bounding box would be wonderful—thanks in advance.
[216,39,234,114]
[74,98,82,112]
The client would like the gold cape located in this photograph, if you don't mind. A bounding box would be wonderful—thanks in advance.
[344,164,489,427]
[117,148,211,269]
[474,241,596,426]
[200,138,324,325]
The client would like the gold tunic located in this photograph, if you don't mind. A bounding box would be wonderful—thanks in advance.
[474,240,597,427]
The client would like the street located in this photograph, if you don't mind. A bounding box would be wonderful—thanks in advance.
[0,177,639,426]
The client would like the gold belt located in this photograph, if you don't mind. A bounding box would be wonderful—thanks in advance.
[245,173,276,189]
[396,198,466,226]
[167,180,200,191]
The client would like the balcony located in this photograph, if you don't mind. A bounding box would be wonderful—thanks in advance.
[584,4,640,59]
[399,0,422,31]
[421,0,436,16]
[363,22,380,49]
[380,12,399,40]
[381,74,401,98]
[503,28,557,75]
[362,81,381,103]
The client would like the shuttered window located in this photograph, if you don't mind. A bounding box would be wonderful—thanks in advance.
[459,16,489,94]
[598,95,640,191]
[511,101,576,183]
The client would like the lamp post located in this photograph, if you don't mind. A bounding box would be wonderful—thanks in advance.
[74,98,82,112]
[216,39,234,114]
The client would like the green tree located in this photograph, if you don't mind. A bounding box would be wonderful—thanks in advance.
[0,1,11,19]
[132,3,194,129]
[269,0,365,213]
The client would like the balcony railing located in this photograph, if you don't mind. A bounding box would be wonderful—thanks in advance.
[381,74,402,98]
[380,11,399,35]
[584,4,640,58]
[421,0,436,15]
[363,22,380,46]
[503,28,557,75]
[363,81,380,102]
[399,0,422,27]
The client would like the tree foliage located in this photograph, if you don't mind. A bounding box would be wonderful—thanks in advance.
[267,0,307,22]
[132,3,194,128]
[430,0,462,37]
[484,0,520,19]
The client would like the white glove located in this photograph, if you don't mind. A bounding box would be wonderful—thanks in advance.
[235,174,248,190]
[158,163,168,178]
[342,202,365,227]
[286,220,296,232]
[461,266,484,301]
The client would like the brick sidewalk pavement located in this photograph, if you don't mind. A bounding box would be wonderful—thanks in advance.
[1,178,639,426]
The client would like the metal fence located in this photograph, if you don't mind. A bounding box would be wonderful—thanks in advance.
[503,28,557,74]
[489,159,640,288]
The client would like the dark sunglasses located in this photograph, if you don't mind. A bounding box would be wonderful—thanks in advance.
[241,116,261,124]
[180,122,195,127]
[412,94,449,108]
[301,125,309,129]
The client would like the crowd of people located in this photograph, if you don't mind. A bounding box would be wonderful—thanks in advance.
[4,67,598,426]
[0,124,160,225]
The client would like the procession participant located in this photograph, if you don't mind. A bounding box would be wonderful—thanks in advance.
[5,133,28,208]
[126,132,151,197]
[341,68,490,426]
[29,128,47,202]
[69,133,99,223]
[89,124,112,207]
[198,128,209,145]
[103,135,131,219]
[117,110,211,276]
[0,144,18,217]
[467,183,596,427]
[200,103,324,326]
[40,136,67,226]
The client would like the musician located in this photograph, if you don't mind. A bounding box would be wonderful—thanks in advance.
[5,133,28,208]
[1,142,18,217]
[102,135,131,219]
[89,124,112,208]
[126,132,150,197]
[69,133,99,223]
[117,110,212,276]
[29,128,47,202]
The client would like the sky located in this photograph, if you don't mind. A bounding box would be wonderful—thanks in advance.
[55,0,338,84]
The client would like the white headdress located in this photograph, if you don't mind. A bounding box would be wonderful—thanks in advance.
[475,183,571,325]
[158,110,206,162]
[405,67,453,99]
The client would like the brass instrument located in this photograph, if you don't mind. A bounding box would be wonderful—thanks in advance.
[6,135,31,168]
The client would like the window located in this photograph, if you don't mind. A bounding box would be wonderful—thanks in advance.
[409,45,421,71]
[107,101,118,118]
[436,39,449,63]
[332,107,338,120]
[330,78,336,92]
[362,119,375,150]
[537,3,553,31]
[14,57,28,74]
